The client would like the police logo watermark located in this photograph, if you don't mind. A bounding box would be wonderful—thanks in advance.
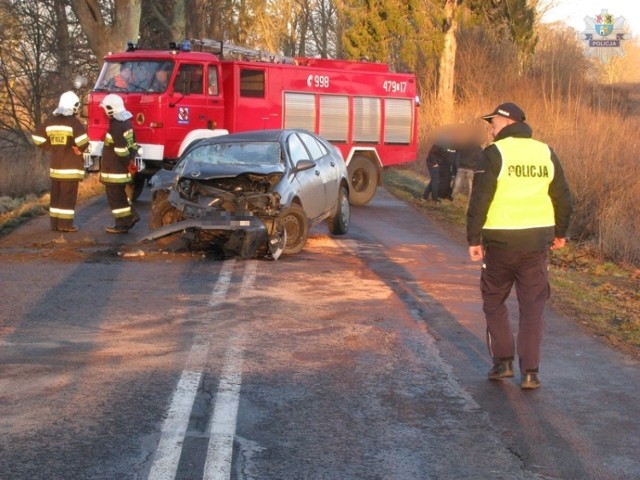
[580,9,628,64]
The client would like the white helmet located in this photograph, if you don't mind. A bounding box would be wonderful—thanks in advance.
[100,93,126,118]
[54,91,80,116]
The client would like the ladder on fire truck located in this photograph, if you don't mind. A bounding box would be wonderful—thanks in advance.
[190,38,296,64]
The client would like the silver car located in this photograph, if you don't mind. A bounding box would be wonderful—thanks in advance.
[142,129,350,259]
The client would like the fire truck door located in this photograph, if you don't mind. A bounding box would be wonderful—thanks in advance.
[206,64,224,129]
[167,64,213,151]
[287,133,326,220]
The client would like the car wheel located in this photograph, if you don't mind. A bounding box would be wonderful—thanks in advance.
[125,174,146,202]
[348,155,377,206]
[327,185,350,235]
[281,203,308,255]
[149,198,188,250]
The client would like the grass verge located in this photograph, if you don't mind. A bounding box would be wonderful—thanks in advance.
[0,175,104,236]
[383,166,640,357]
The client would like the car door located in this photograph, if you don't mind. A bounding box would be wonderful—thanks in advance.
[298,132,340,214]
[287,133,326,221]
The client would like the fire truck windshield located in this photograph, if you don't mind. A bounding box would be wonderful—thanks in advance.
[94,60,174,93]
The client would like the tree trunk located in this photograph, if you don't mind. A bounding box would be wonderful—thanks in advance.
[437,0,459,124]
[70,0,142,66]
[53,0,72,88]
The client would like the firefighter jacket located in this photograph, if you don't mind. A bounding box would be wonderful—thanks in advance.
[466,121,573,251]
[100,118,136,184]
[31,114,88,181]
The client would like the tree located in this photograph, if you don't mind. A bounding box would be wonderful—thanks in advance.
[466,0,538,74]
[437,0,461,123]
[70,0,142,66]
[307,0,339,58]
[0,0,76,146]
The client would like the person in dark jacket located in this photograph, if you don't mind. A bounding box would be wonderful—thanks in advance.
[422,144,457,203]
[467,102,573,390]
[32,91,88,232]
[99,94,140,234]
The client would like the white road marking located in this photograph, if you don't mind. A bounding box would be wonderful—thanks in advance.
[240,260,258,296]
[203,261,254,479]
[147,341,209,480]
[148,259,246,480]
[203,332,246,480]
[209,259,236,306]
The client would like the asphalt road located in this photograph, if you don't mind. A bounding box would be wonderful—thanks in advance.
[0,187,638,480]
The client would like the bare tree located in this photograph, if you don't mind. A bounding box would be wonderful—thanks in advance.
[307,0,338,57]
[0,0,59,146]
[70,0,142,66]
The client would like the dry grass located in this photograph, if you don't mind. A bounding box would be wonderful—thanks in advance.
[0,147,50,197]
[0,173,104,236]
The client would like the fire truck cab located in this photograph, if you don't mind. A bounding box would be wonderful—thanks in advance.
[85,39,419,205]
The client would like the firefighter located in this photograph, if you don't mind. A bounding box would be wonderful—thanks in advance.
[32,91,88,232]
[467,102,573,390]
[99,94,140,234]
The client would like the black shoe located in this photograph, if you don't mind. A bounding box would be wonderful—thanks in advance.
[488,360,514,380]
[521,373,541,390]
[105,225,129,234]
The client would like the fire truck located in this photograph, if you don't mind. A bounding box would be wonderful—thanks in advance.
[84,39,419,205]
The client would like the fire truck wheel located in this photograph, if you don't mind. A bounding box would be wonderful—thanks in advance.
[281,203,308,255]
[327,185,350,235]
[125,175,146,202]
[348,155,377,206]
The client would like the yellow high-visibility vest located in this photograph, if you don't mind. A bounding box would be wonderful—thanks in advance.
[484,137,556,230]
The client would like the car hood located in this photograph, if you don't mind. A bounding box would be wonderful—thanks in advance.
[181,163,285,180]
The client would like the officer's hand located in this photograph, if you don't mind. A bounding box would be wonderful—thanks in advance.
[551,237,566,250]
[468,245,484,262]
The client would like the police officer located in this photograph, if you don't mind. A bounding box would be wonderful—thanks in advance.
[467,102,573,390]
[99,94,139,233]
[32,91,88,232]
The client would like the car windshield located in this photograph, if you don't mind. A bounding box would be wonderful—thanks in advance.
[182,142,283,171]
[94,60,174,93]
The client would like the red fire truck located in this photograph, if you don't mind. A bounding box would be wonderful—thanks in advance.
[84,39,419,205]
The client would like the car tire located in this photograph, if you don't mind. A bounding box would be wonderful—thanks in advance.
[149,198,188,250]
[281,203,308,255]
[327,185,350,235]
[348,155,377,206]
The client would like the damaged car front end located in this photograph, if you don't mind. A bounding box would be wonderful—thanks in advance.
[141,129,350,259]
[145,170,287,259]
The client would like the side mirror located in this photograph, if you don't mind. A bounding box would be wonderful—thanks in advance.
[295,159,316,172]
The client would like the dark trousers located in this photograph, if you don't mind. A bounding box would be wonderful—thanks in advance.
[104,183,135,227]
[480,248,550,373]
[49,179,79,230]
[423,165,440,200]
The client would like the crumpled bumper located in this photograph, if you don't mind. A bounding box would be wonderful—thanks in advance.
[139,212,270,258]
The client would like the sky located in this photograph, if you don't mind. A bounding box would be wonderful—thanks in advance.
[540,0,640,37]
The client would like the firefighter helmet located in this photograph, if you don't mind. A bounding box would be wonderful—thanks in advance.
[55,91,80,116]
[100,94,126,118]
